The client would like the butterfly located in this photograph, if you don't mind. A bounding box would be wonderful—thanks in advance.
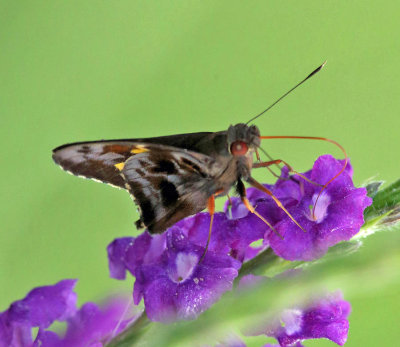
[52,124,270,233]
[52,63,339,237]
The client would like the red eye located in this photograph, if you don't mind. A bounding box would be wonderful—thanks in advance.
[230,141,248,156]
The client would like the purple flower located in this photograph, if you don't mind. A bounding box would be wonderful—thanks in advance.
[0,280,138,347]
[224,184,275,220]
[262,291,351,346]
[266,155,371,260]
[176,210,269,262]
[222,156,371,261]
[35,298,138,347]
[0,279,77,347]
[132,227,241,322]
[107,232,166,279]
[107,222,247,322]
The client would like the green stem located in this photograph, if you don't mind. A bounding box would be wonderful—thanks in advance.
[107,311,150,347]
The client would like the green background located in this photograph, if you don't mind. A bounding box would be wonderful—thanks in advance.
[1,1,399,346]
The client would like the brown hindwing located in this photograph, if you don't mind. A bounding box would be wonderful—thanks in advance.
[121,147,221,233]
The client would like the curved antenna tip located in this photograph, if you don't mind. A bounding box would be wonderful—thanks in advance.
[246,61,328,124]
[307,60,328,79]
[319,60,328,71]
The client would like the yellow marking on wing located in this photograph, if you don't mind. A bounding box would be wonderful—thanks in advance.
[114,162,125,171]
[131,146,149,154]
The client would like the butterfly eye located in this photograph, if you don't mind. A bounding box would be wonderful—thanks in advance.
[230,141,248,156]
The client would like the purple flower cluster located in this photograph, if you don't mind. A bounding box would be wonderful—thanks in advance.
[1,155,371,346]
[266,156,372,260]
[108,227,241,322]
[108,155,371,325]
[227,155,372,261]
[0,280,137,347]
[0,280,350,347]
[260,291,351,347]
[217,291,351,347]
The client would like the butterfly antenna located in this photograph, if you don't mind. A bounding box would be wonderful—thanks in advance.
[246,61,327,125]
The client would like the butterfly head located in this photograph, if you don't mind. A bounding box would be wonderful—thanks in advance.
[227,123,260,156]
[226,123,260,180]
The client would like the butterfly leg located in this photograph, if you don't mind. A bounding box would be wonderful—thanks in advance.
[236,179,283,239]
[255,149,311,192]
[226,194,233,219]
[254,149,284,180]
[253,159,322,187]
[246,176,306,233]
[199,194,216,263]
[259,135,348,220]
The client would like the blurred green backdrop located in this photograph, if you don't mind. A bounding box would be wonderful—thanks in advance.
[1,1,399,346]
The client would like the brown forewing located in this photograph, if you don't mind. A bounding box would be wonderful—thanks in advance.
[52,141,151,188]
